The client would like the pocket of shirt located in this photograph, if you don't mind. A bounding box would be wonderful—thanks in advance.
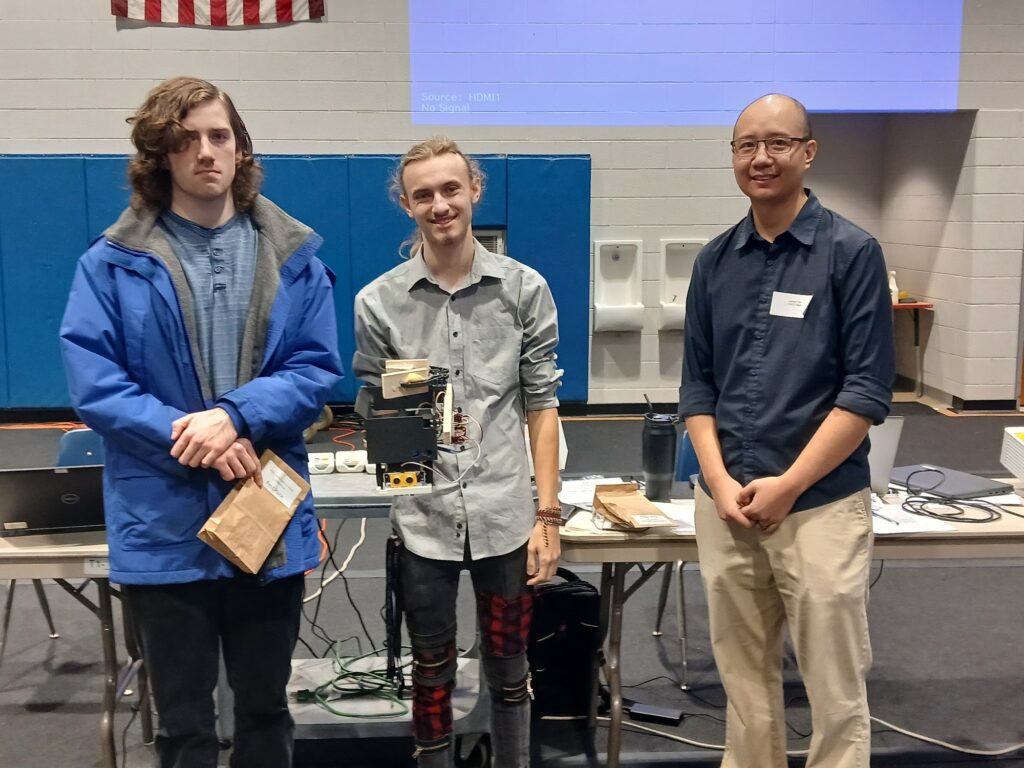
[470,325,522,388]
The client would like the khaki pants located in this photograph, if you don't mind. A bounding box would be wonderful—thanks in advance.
[695,486,874,768]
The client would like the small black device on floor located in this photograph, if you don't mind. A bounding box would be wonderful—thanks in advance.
[627,701,685,725]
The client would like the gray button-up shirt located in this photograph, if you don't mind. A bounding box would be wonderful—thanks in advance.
[158,210,257,399]
[353,241,562,561]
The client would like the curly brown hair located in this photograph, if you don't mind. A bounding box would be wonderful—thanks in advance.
[126,76,262,212]
[389,136,485,258]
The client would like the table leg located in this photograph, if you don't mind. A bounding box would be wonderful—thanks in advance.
[32,579,59,639]
[97,578,118,768]
[605,563,627,768]
[674,561,690,690]
[1,580,16,666]
[912,308,924,397]
[588,563,613,730]
[652,563,672,637]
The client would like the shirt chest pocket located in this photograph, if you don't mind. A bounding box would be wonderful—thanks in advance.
[470,325,522,389]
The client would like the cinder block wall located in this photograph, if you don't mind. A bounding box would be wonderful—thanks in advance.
[0,0,1021,406]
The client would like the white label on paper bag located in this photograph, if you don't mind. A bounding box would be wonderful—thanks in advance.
[769,291,812,318]
[262,462,302,508]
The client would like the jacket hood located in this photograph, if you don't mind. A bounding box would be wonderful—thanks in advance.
[104,195,315,273]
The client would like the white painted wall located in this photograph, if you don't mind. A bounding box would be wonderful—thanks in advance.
[0,0,1021,405]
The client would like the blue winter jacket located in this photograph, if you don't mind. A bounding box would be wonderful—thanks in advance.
[59,197,343,585]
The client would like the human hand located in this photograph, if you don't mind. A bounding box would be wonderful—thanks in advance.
[209,438,262,485]
[170,407,238,468]
[526,522,560,586]
[736,475,801,535]
[709,474,754,528]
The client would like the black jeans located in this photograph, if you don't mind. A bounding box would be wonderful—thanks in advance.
[400,543,532,768]
[125,574,304,768]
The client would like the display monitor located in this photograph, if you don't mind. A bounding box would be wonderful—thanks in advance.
[409,1,964,126]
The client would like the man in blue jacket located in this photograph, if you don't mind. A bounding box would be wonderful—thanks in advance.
[60,76,343,768]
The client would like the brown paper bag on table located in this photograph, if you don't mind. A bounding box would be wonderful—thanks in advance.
[592,482,676,529]
[198,449,311,574]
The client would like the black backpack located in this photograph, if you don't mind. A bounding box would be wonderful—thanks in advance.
[528,567,602,717]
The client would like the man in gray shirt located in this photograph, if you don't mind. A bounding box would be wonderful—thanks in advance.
[353,136,562,768]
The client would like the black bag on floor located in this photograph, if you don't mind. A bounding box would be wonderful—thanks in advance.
[528,566,602,717]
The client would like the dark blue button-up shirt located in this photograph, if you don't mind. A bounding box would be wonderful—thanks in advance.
[679,190,895,513]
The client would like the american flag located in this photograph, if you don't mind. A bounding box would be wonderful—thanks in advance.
[111,1,325,26]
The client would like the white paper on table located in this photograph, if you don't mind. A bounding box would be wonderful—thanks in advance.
[563,508,620,533]
[651,500,696,534]
[558,476,624,510]
[870,503,957,535]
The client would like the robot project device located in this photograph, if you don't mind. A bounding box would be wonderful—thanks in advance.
[355,359,478,495]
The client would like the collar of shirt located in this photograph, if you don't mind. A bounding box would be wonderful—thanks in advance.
[734,188,823,252]
[402,238,505,293]
[160,208,246,244]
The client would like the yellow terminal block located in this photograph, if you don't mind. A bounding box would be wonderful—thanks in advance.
[386,471,420,488]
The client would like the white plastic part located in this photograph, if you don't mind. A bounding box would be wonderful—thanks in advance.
[658,239,704,331]
[307,452,336,474]
[593,240,645,332]
[334,449,368,473]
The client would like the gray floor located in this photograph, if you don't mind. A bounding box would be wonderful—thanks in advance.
[2,409,1024,767]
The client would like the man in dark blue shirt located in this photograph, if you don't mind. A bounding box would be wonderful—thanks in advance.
[679,94,894,767]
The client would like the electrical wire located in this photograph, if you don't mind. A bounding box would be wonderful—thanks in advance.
[302,519,348,654]
[899,468,1007,523]
[603,669,1024,756]
[304,517,366,603]
[868,716,1024,756]
[292,643,413,719]
[869,559,885,589]
[594,716,731,752]
[119,701,140,768]
[0,421,84,430]
[579,711,1024,758]
[304,515,377,652]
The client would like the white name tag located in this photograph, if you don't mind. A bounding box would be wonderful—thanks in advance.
[769,291,812,319]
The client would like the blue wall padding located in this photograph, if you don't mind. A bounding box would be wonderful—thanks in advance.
[0,157,91,407]
[0,153,590,408]
[260,156,353,401]
[84,157,133,238]
[507,156,591,402]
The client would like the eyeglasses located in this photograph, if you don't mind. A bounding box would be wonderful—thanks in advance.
[730,136,810,157]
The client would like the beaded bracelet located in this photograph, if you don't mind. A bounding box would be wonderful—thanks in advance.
[535,506,562,525]
[535,506,561,548]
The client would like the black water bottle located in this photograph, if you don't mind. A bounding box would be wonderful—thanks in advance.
[642,412,677,502]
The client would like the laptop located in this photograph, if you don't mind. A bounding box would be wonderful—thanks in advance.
[889,464,1012,499]
[867,416,904,496]
[0,465,105,537]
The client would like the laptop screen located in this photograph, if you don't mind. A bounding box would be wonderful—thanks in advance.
[0,465,105,537]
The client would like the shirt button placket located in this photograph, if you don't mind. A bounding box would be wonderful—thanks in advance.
[449,298,468,536]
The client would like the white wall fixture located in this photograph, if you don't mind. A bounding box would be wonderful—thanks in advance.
[593,240,645,332]
[658,239,705,331]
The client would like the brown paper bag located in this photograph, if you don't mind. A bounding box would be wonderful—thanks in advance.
[593,483,676,529]
[198,449,311,574]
